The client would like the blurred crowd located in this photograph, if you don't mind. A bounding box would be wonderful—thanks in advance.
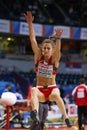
[0,0,87,26]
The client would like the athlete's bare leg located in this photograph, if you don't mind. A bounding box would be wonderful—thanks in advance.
[30,87,72,127]
[31,87,45,111]
[49,88,72,127]
[49,88,68,118]
[30,87,45,124]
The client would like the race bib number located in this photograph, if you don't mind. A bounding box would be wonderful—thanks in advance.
[38,63,53,78]
[77,91,85,98]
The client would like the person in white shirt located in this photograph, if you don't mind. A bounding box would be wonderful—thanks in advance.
[63,94,70,114]
[15,88,23,100]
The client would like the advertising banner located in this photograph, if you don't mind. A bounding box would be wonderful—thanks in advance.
[81,28,87,40]
[0,19,10,33]
[54,25,70,39]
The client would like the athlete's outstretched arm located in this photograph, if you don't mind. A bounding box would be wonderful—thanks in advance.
[50,29,63,61]
[25,11,40,55]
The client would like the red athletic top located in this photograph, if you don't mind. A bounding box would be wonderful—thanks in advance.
[35,56,57,77]
[72,84,87,106]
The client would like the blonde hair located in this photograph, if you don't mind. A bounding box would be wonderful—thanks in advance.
[41,39,55,47]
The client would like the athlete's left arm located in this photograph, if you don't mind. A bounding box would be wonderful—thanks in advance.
[51,29,63,61]
[55,38,61,61]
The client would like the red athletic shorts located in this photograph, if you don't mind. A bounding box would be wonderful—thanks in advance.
[37,85,57,100]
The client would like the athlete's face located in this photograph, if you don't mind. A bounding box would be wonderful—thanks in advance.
[42,43,52,57]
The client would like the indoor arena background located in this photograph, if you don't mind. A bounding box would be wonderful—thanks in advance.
[0,0,87,130]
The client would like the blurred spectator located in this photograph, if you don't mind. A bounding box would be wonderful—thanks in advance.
[72,78,87,130]
[63,94,70,114]
[3,84,12,92]
[15,88,23,100]
[30,102,49,130]
[62,94,70,124]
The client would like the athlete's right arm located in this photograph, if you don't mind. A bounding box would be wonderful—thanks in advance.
[25,11,40,55]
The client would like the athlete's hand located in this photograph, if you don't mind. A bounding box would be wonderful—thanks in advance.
[24,11,34,23]
[50,29,63,39]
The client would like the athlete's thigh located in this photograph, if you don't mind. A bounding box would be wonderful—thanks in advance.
[49,88,60,101]
[36,88,46,102]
